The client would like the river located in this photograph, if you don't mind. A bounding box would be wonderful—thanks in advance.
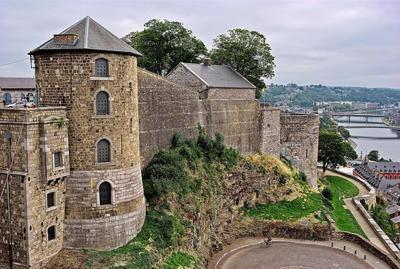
[335,116,400,161]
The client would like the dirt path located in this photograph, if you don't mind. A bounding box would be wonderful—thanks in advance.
[324,170,390,254]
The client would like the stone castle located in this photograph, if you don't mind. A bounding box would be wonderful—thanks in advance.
[0,17,319,268]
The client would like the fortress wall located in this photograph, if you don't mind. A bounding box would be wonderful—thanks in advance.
[34,52,145,250]
[138,70,260,165]
[280,113,320,188]
[259,106,281,157]
[207,88,256,100]
[200,99,260,153]
[0,108,68,268]
[138,69,201,166]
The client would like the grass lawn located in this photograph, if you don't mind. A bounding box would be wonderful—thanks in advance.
[246,175,366,238]
[325,176,366,237]
[245,193,325,221]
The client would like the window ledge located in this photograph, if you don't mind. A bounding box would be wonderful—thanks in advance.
[53,166,64,171]
[96,161,114,166]
[90,76,114,81]
[92,115,114,119]
[46,206,57,212]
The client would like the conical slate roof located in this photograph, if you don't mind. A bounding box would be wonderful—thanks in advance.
[29,16,142,56]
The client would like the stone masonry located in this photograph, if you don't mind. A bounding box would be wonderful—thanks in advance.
[280,113,320,188]
[0,107,68,269]
[33,51,145,250]
[0,16,319,268]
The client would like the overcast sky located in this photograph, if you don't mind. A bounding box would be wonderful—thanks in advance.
[0,0,399,88]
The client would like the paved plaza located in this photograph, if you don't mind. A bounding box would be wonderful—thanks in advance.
[213,240,392,269]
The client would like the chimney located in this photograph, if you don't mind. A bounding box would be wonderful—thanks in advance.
[202,57,212,66]
[53,34,79,45]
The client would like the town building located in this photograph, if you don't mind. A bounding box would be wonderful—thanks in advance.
[354,161,400,194]
[0,16,319,268]
[0,77,36,106]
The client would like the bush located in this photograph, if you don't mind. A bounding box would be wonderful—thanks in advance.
[295,171,308,182]
[162,251,197,269]
[322,187,333,200]
[370,204,398,240]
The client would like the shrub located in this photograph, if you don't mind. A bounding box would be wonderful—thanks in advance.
[162,251,197,269]
[295,171,308,183]
[322,187,333,200]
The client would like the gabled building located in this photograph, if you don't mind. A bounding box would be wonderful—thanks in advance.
[0,77,36,106]
[166,60,256,100]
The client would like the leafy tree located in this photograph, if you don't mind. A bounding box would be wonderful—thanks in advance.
[123,19,207,75]
[341,141,357,160]
[338,126,350,140]
[210,29,275,99]
[367,150,379,161]
[370,204,398,240]
[318,130,346,172]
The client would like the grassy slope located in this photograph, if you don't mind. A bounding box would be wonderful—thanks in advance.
[246,175,366,238]
[325,176,366,237]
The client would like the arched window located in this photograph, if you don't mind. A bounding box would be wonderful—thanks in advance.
[95,58,108,77]
[97,139,110,163]
[96,91,109,115]
[99,182,112,205]
[4,93,12,105]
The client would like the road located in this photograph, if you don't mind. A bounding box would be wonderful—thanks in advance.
[211,239,391,269]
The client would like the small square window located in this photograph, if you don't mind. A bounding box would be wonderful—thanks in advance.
[48,226,56,241]
[53,152,63,168]
[47,192,55,208]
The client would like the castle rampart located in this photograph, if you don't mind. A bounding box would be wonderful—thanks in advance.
[280,113,319,188]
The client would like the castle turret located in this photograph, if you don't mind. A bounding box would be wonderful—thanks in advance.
[29,16,145,250]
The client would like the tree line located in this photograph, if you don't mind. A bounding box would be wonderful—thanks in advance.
[122,19,275,98]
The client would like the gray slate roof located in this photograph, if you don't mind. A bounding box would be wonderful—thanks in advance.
[180,63,256,89]
[367,162,400,172]
[0,77,35,89]
[30,16,142,56]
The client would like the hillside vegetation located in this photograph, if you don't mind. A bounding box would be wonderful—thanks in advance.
[47,128,362,269]
[263,84,400,107]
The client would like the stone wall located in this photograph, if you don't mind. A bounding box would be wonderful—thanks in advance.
[138,70,260,166]
[259,106,281,157]
[0,107,68,269]
[33,51,145,250]
[280,113,319,188]
[207,88,255,100]
[166,63,205,96]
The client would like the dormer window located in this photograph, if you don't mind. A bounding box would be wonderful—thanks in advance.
[95,58,109,77]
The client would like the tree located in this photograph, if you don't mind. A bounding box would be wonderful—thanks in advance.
[367,150,379,161]
[341,141,357,160]
[318,130,346,172]
[338,126,350,140]
[210,29,275,99]
[123,19,207,75]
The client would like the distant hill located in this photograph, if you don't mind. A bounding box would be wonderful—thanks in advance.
[262,84,400,107]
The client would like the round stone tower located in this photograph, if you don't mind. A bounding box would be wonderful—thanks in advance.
[29,16,145,249]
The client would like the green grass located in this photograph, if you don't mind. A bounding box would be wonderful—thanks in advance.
[162,251,197,269]
[246,193,325,221]
[246,175,366,238]
[325,176,366,237]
